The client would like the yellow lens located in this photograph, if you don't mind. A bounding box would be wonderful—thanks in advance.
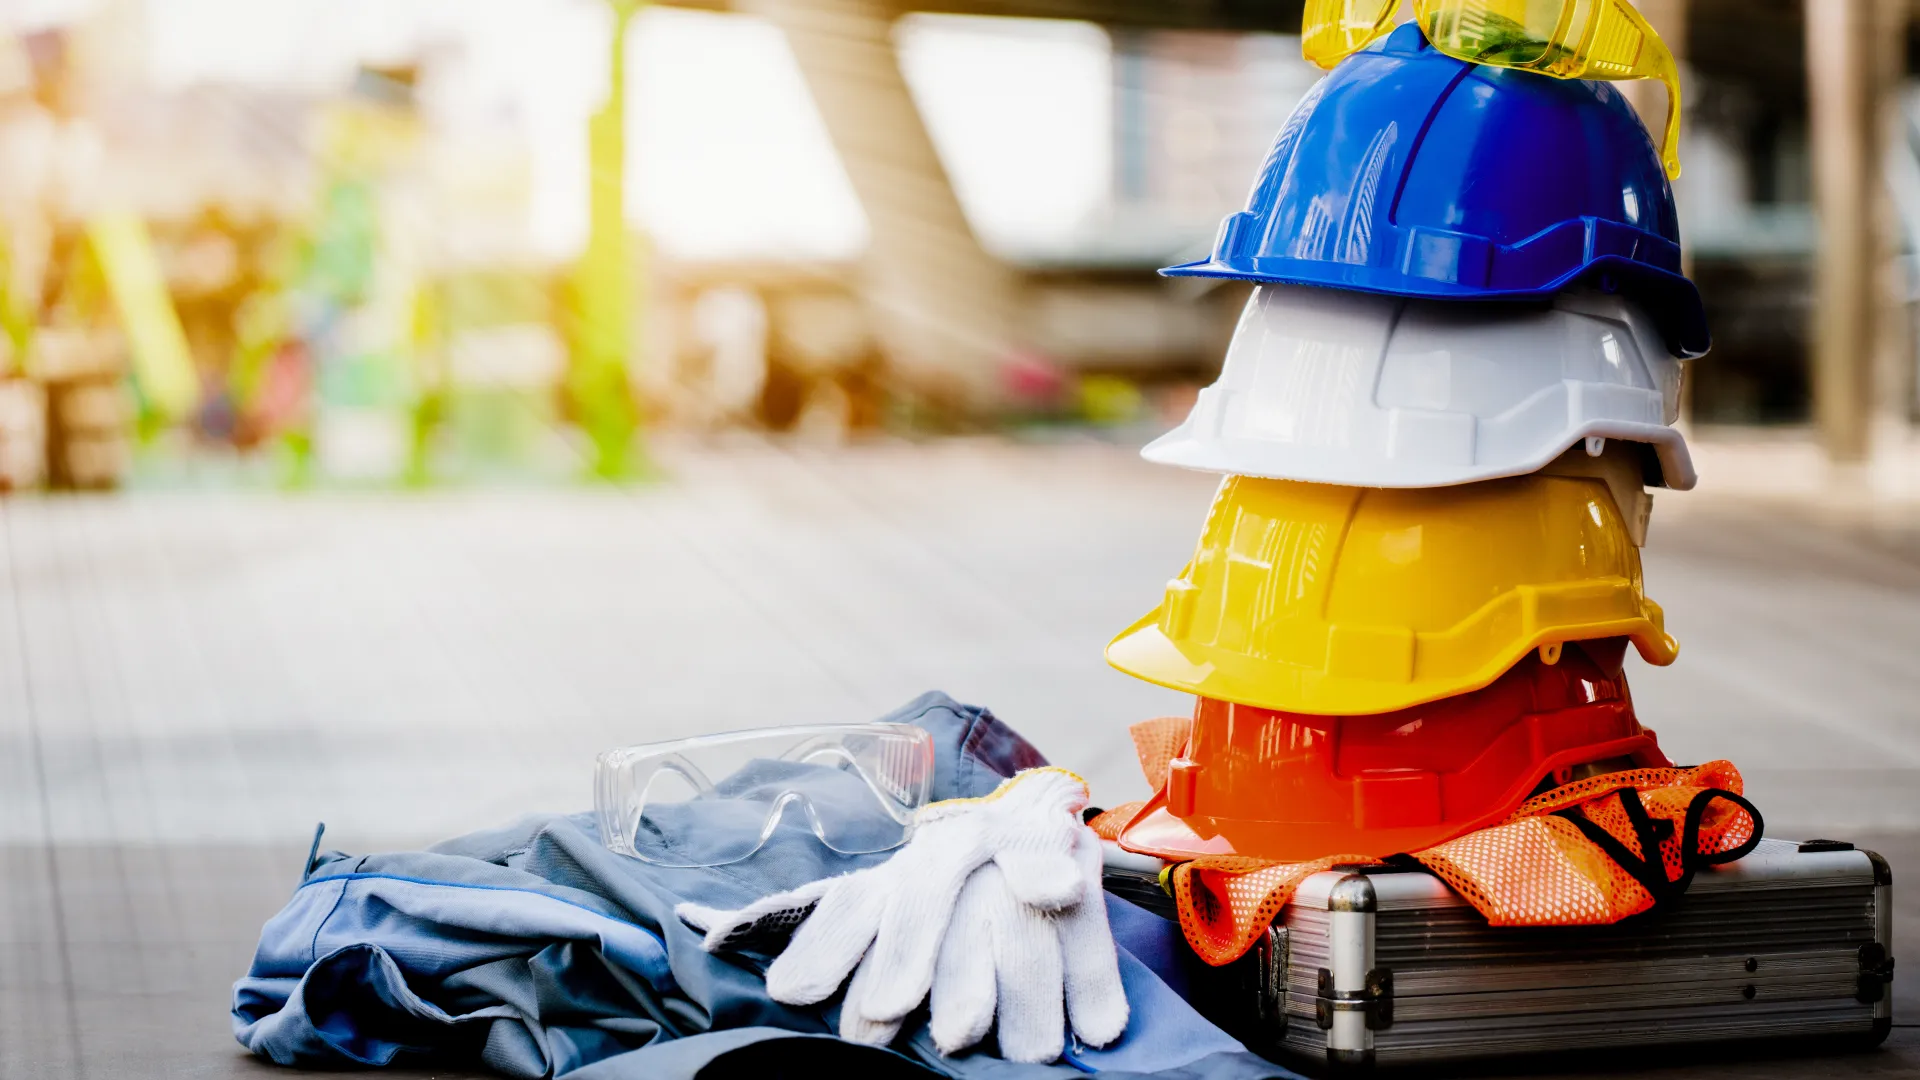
[1418,0,1682,179]
[1302,0,1401,70]
[1417,0,1580,66]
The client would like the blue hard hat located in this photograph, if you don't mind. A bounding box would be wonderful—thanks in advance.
[1164,23,1709,358]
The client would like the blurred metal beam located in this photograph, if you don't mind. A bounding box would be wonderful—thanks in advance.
[737,0,1023,412]
[668,0,1302,407]
[663,0,1302,31]
[1619,0,1688,420]
[883,0,1300,31]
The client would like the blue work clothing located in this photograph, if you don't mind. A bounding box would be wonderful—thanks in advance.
[233,692,1301,1080]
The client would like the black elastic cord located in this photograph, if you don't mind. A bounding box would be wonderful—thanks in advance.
[1553,785,1767,911]
[1554,788,1680,905]
[1682,787,1765,867]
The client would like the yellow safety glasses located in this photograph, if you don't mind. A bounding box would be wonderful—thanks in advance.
[1302,0,1682,179]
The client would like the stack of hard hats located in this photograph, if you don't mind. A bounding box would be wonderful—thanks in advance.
[1108,22,1709,865]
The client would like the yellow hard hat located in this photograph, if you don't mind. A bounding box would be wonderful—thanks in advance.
[1108,474,1678,716]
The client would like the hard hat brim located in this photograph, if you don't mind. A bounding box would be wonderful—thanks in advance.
[1117,727,1670,863]
[1106,607,1679,718]
[1142,418,1697,492]
[1159,258,1711,361]
[1113,640,1677,863]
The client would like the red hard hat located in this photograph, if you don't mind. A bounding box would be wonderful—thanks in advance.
[1118,638,1672,863]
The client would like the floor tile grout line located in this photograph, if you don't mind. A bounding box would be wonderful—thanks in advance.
[713,440,1078,647]
[495,388,881,714]
[2,498,86,1078]
[748,436,1148,653]
[348,497,505,849]
[197,493,333,858]
[414,498,587,832]
[647,454,951,700]
[81,493,208,1037]
[67,496,153,1002]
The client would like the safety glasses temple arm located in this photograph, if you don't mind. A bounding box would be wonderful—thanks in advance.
[1643,44,1683,179]
[1602,0,1681,178]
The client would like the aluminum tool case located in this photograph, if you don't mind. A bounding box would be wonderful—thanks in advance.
[1106,838,1892,1071]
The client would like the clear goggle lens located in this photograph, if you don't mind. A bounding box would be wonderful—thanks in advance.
[594,723,934,868]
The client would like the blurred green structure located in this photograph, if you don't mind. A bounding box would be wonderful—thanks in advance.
[565,0,648,481]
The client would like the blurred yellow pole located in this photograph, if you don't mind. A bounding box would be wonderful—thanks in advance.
[568,0,645,479]
[1618,0,1689,422]
[87,209,198,422]
[1805,0,1881,464]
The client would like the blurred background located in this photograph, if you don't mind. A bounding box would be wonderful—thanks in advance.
[2,4,1920,1075]
[0,0,1916,489]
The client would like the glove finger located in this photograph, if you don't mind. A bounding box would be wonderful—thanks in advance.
[915,767,1086,829]
[838,946,906,1047]
[928,867,998,1056]
[854,842,983,1021]
[1059,833,1129,1048]
[987,865,1066,1064]
[989,782,1093,911]
[994,767,1091,819]
[993,844,1084,912]
[766,869,889,1006]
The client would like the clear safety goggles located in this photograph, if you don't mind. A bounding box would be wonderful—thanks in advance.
[594,723,935,868]
[1302,0,1683,179]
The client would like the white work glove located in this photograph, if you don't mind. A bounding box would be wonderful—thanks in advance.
[677,767,1127,1060]
[922,823,1128,1062]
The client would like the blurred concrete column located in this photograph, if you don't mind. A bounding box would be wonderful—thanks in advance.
[1617,0,1690,421]
[1868,0,1916,491]
[742,0,1022,415]
[1804,0,1889,464]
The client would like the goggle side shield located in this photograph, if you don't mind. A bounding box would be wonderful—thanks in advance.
[1301,0,1401,69]
[595,723,935,868]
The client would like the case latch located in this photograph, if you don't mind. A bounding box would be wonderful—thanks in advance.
[1857,942,1895,1004]
[1315,966,1394,1031]
[1253,926,1290,1035]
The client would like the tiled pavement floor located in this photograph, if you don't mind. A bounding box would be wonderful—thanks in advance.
[2,437,1917,1078]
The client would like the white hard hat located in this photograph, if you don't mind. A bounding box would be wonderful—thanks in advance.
[1144,284,1696,491]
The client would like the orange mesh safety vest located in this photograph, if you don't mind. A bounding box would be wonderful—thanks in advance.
[1090,717,1762,967]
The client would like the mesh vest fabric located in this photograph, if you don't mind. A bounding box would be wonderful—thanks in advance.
[1091,717,1760,966]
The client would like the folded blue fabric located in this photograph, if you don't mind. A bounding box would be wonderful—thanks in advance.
[233,692,1300,1080]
